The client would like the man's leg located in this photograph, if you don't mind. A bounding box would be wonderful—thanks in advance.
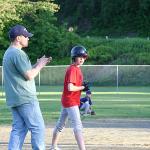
[18,100,45,150]
[8,107,28,150]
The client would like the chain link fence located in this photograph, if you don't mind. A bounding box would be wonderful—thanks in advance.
[0,65,150,95]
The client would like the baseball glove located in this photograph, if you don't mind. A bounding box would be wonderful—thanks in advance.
[82,81,90,92]
[91,110,96,115]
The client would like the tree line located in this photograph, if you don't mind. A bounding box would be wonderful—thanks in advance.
[0,0,150,65]
[55,0,150,37]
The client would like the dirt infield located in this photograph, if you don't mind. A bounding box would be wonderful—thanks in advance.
[1,119,150,150]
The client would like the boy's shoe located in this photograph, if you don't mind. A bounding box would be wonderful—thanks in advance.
[80,111,85,116]
[49,146,61,150]
[83,113,89,116]
[91,110,96,115]
[81,111,91,116]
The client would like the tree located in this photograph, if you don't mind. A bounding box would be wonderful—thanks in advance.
[0,0,59,63]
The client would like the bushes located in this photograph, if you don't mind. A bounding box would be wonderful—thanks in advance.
[135,53,150,65]
[88,45,113,64]
[82,37,150,65]
[0,1,150,65]
[56,0,150,37]
[109,38,150,65]
[0,0,81,64]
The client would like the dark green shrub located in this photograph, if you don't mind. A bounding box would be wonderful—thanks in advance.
[89,45,113,64]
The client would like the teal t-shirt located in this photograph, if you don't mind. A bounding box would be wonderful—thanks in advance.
[3,46,37,107]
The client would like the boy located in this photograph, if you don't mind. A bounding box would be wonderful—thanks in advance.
[80,90,94,115]
[50,45,89,150]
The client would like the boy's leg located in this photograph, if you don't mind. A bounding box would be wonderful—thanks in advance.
[80,104,86,112]
[80,102,90,115]
[67,106,86,150]
[51,107,68,149]
[18,100,45,150]
[8,107,28,150]
[84,102,90,114]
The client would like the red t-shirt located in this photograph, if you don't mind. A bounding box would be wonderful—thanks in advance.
[61,64,83,108]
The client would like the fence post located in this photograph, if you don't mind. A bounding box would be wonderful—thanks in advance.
[116,65,119,92]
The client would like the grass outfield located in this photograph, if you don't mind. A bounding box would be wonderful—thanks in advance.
[0,86,150,125]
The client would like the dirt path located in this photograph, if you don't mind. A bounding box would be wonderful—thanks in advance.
[1,119,150,150]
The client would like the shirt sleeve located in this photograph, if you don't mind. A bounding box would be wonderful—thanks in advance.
[67,66,77,84]
[89,98,92,105]
[13,50,32,77]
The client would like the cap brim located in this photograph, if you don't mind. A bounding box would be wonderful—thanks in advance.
[86,92,91,94]
[27,33,33,37]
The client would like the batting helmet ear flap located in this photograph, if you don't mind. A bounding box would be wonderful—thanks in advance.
[72,57,76,62]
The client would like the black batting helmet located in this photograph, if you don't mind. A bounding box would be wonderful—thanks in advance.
[71,45,88,58]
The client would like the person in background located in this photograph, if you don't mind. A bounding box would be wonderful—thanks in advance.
[79,90,95,116]
[3,24,52,150]
[50,45,89,150]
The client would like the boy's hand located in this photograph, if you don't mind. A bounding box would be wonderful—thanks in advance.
[82,81,90,91]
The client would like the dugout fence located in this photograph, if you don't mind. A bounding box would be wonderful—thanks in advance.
[0,65,150,95]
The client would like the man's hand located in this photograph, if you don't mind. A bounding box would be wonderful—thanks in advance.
[37,55,52,69]
[25,56,52,80]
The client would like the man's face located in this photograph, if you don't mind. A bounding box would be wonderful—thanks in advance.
[86,94,91,98]
[18,35,29,48]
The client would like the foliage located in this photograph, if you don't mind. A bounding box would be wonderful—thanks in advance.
[79,37,150,65]
[0,0,85,65]
[55,0,150,37]
[0,0,150,65]
[88,45,113,64]
[0,0,59,63]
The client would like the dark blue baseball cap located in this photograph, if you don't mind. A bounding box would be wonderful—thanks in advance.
[9,25,33,41]
[86,90,91,95]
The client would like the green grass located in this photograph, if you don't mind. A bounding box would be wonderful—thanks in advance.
[36,85,150,93]
[1,87,150,125]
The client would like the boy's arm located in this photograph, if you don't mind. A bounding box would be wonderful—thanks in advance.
[89,98,92,105]
[68,83,84,91]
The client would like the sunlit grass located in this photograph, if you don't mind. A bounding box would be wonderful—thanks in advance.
[0,86,150,125]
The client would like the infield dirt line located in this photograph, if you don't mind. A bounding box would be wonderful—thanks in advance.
[1,119,150,149]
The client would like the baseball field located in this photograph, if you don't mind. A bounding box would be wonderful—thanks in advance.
[0,86,150,149]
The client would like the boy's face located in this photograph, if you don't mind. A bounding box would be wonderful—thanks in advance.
[74,57,86,66]
[86,94,91,98]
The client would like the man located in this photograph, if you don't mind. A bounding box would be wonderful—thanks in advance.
[3,24,52,150]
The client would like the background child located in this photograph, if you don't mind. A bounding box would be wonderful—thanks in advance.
[80,90,96,116]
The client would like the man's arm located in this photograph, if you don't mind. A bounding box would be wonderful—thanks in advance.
[24,56,52,80]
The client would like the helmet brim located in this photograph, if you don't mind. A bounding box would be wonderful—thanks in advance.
[76,53,88,59]
[82,53,88,59]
